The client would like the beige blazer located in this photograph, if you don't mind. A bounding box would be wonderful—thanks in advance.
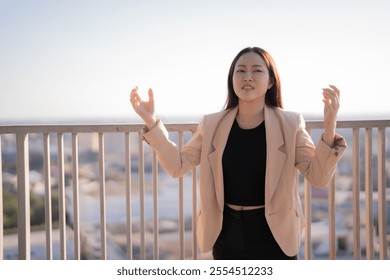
[143,105,347,256]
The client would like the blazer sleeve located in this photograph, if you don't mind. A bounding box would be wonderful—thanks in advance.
[295,113,347,187]
[142,117,205,178]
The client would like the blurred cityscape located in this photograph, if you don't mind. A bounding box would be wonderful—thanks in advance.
[1,117,390,260]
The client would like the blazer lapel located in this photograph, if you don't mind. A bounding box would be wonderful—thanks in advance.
[207,106,286,211]
[264,106,287,206]
[208,107,238,212]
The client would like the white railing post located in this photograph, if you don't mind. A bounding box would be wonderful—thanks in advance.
[138,132,146,260]
[72,133,81,259]
[43,133,53,260]
[365,128,374,259]
[98,133,107,260]
[377,127,387,260]
[0,135,3,260]
[152,150,159,260]
[328,175,336,259]
[57,133,67,259]
[125,132,133,260]
[352,128,361,259]
[178,131,185,260]
[16,132,30,260]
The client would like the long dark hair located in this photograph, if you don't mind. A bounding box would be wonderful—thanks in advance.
[224,47,283,110]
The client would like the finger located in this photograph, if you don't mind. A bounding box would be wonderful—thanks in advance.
[130,87,141,104]
[130,87,137,100]
[322,91,333,100]
[322,87,335,94]
[322,92,337,110]
[323,92,339,107]
[323,91,336,100]
[148,88,154,102]
[130,86,138,94]
[328,84,340,99]
[322,89,338,103]
[329,84,339,93]
[322,98,331,106]
[130,93,137,105]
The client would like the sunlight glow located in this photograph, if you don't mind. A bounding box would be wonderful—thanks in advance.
[0,0,389,122]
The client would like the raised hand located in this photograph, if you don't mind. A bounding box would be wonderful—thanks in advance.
[322,84,340,147]
[130,86,157,129]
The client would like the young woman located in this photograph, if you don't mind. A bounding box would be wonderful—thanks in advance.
[129,47,347,260]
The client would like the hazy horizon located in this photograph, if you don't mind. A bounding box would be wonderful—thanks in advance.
[1,111,390,125]
[1,0,390,122]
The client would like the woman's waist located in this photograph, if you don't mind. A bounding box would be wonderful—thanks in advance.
[225,203,265,211]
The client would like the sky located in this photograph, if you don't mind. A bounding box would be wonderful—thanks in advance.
[1,0,390,123]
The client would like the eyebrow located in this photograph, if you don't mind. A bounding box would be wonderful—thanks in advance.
[236,64,264,68]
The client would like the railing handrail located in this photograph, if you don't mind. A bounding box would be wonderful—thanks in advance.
[1,119,390,133]
[0,123,202,134]
[0,119,389,260]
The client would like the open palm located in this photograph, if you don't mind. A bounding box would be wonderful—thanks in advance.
[130,87,156,126]
[322,84,340,128]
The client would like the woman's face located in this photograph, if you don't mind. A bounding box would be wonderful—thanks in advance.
[232,52,273,104]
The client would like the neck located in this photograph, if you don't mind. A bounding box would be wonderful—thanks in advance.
[236,99,265,129]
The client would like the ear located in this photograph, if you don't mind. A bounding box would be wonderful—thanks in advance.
[268,77,274,89]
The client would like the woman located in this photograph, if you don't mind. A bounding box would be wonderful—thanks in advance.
[129,47,347,260]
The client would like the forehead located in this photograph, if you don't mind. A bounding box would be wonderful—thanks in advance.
[235,52,267,67]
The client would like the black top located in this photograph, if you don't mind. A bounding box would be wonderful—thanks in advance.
[222,119,267,206]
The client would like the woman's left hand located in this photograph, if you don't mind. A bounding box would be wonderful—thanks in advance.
[322,84,340,147]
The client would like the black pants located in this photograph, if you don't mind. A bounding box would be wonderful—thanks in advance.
[212,205,297,260]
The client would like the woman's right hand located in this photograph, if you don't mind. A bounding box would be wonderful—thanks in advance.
[130,86,157,129]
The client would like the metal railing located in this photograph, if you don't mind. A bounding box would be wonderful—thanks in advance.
[0,120,389,260]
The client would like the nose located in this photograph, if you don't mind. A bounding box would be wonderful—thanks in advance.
[243,72,253,81]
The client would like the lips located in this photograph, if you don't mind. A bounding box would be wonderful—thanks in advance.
[242,85,255,90]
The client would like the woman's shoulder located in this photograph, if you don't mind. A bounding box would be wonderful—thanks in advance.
[272,107,303,128]
[204,108,232,118]
[202,108,237,123]
[196,108,238,133]
[273,107,301,120]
